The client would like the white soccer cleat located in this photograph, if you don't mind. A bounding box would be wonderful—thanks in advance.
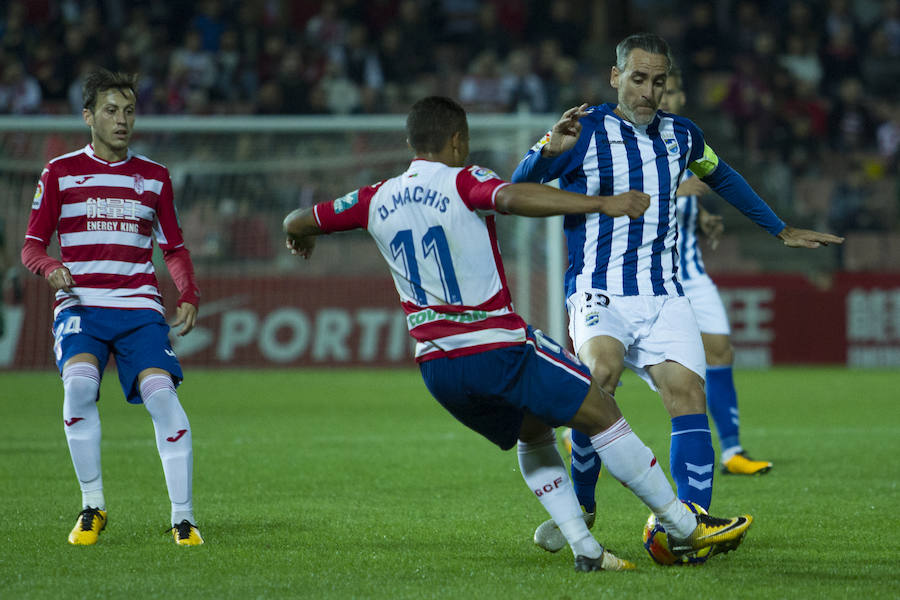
[533,511,596,553]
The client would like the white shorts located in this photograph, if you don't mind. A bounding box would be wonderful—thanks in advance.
[566,290,706,390]
[682,274,731,335]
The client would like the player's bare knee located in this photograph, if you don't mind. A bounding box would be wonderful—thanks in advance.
[654,367,706,416]
[659,382,706,416]
[703,335,734,365]
[580,356,622,391]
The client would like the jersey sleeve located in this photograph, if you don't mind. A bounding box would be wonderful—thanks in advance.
[455,166,510,212]
[701,159,785,236]
[511,114,595,184]
[511,130,560,183]
[163,246,200,307]
[681,118,717,175]
[24,164,60,245]
[313,184,377,233]
[152,171,188,250]
[22,164,65,277]
[687,143,720,179]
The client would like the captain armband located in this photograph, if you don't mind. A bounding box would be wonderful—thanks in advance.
[688,144,720,179]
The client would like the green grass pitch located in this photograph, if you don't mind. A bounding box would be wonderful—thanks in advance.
[1,367,898,599]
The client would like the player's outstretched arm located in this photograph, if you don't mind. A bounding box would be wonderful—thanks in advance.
[776,226,844,249]
[283,207,322,259]
[697,156,844,250]
[496,183,650,218]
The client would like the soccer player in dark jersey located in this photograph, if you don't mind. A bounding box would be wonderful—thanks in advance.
[21,68,204,546]
[512,33,841,552]
[284,95,755,571]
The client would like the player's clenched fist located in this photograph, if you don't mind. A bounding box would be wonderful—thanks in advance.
[285,234,316,259]
[600,190,651,218]
[47,266,75,292]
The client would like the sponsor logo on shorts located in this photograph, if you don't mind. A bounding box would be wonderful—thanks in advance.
[533,329,561,353]
[64,417,84,427]
[165,349,177,357]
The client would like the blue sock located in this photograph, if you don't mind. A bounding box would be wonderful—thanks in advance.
[670,413,714,511]
[570,429,600,513]
[706,365,740,452]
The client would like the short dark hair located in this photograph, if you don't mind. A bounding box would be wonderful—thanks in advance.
[615,33,674,72]
[82,68,138,111]
[406,96,468,154]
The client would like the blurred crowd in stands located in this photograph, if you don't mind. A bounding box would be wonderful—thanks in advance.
[0,0,898,271]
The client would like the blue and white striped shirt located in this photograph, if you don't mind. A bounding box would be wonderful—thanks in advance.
[675,171,706,282]
[512,103,785,298]
[513,104,707,297]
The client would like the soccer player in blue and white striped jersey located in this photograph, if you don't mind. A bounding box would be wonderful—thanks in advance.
[513,33,842,549]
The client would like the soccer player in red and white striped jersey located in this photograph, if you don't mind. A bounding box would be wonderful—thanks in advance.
[283,96,754,571]
[21,68,203,546]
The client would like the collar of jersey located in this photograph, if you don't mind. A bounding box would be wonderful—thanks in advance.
[85,144,134,167]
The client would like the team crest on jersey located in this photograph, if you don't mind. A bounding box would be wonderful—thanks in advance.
[663,137,680,155]
[333,190,359,214]
[32,181,44,209]
[133,174,145,194]
[467,166,500,182]
[530,131,552,152]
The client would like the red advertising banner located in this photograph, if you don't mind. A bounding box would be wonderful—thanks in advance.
[3,272,899,370]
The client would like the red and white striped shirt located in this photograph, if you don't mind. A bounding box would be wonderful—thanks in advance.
[22,144,198,318]
[314,159,526,362]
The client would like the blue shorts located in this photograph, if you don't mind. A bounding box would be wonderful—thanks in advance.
[418,326,592,450]
[52,306,183,404]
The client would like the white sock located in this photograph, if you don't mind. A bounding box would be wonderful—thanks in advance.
[720,445,743,463]
[518,430,602,558]
[141,374,194,526]
[62,362,105,511]
[654,497,698,539]
[590,417,696,538]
